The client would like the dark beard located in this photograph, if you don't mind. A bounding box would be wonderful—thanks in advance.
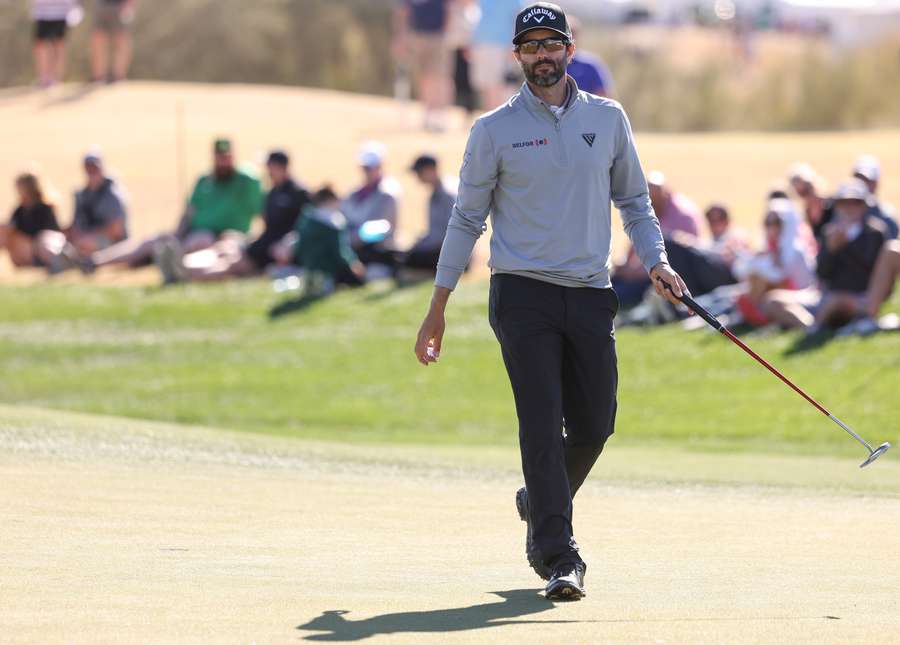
[214,167,236,182]
[521,57,566,88]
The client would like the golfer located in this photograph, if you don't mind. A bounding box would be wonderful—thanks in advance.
[414,2,688,600]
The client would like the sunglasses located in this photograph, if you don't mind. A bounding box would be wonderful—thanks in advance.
[516,37,569,55]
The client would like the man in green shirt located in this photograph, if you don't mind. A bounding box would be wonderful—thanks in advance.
[90,138,262,270]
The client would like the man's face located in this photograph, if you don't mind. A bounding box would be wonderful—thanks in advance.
[514,28,573,88]
[764,213,782,242]
[790,177,813,199]
[362,164,382,184]
[415,165,438,185]
[84,161,102,184]
[214,151,234,174]
[267,162,287,186]
[835,199,867,224]
[648,183,665,206]
[706,208,729,238]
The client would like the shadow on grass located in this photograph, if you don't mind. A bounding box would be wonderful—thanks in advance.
[784,329,834,356]
[268,293,329,319]
[362,277,427,303]
[296,589,580,641]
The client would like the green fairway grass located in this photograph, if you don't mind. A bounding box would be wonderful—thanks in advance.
[1,280,898,458]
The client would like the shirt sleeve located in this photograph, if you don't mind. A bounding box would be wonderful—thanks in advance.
[100,183,128,223]
[72,191,84,229]
[247,175,264,217]
[189,177,204,209]
[42,204,61,231]
[434,119,497,290]
[585,66,605,95]
[382,194,398,233]
[611,108,667,273]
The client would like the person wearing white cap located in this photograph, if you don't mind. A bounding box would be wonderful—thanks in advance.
[341,142,401,275]
[733,198,815,328]
[764,179,888,332]
[852,154,897,240]
[787,162,829,240]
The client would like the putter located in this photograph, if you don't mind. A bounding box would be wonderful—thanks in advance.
[658,279,891,468]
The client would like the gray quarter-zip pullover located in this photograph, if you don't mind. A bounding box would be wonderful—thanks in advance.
[435,76,667,290]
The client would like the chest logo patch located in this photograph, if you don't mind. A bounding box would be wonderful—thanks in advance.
[582,133,596,147]
[512,138,550,149]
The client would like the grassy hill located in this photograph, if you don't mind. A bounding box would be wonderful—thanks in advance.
[1,280,898,459]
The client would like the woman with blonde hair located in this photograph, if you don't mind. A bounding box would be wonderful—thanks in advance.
[1,172,61,268]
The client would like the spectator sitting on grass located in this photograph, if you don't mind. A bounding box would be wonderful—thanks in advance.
[341,142,400,277]
[705,203,749,262]
[788,162,830,243]
[396,154,456,275]
[834,239,900,336]
[764,180,886,332]
[612,171,701,307]
[154,150,309,284]
[852,155,898,240]
[660,204,749,299]
[39,150,128,273]
[734,199,815,328]
[271,186,366,295]
[0,172,61,269]
[90,138,262,271]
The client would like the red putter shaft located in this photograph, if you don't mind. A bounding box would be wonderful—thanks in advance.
[655,277,889,467]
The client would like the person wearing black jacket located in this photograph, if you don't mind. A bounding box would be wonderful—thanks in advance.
[813,179,886,328]
[1,172,60,267]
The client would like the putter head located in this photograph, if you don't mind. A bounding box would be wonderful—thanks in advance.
[860,442,891,468]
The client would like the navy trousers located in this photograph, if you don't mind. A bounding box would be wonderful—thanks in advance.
[488,273,618,568]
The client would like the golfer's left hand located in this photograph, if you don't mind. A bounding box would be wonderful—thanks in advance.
[650,262,689,306]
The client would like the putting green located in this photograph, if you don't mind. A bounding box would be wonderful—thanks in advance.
[2,406,899,643]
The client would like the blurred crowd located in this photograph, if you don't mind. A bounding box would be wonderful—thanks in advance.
[0,139,459,297]
[3,140,897,337]
[6,0,898,336]
[612,157,899,337]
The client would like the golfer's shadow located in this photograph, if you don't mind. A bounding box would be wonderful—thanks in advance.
[297,588,577,641]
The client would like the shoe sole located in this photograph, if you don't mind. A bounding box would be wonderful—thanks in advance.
[516,488,552,581]
[545,582,585,601]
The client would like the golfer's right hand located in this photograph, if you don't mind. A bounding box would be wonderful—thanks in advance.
[414,309,445,366]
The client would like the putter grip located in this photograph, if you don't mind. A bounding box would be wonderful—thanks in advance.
[658,280,724,332]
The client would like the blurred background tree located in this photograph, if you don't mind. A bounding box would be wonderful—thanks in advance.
[1,0,898,131]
